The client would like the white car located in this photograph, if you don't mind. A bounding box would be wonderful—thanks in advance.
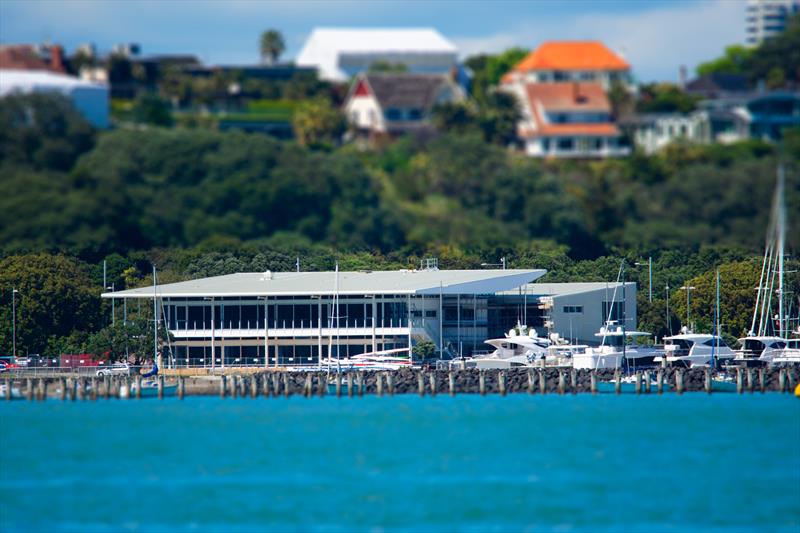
[96,362,131,377]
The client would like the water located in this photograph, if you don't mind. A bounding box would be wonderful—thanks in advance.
[1,394,799,532]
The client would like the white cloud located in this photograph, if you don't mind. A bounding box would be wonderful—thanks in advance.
[452,0,743,82]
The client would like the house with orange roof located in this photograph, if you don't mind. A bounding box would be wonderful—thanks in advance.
[506,81,630,158]
[502,41,631,91]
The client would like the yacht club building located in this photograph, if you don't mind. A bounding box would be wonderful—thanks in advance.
[102,268,636,367]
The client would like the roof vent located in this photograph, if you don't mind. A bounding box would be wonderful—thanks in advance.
[261,270,273,281]
[420,257,439,271]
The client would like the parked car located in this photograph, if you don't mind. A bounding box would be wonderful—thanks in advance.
[0,360,19,373]
[96,363,131,377]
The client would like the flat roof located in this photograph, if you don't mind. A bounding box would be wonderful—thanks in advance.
[103,269,546,299]
[499,281,635,297]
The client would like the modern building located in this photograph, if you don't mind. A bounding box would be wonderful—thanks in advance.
[295,28,460,83]
[745,0,800,46]
[102,268,637,368]
[502,41,632,91]
[621,113,707,154]
[505,81,629,158]
[343,72,465,137]
[0,69,109,128]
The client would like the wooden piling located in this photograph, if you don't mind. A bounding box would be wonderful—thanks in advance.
[60,378,67,401]
[479,370,486,396]
[232,376,239,399]
[263,373,270,397]
[220,375,227,398]
[570,369,577,394]
[90,377,98,401]
[69,378,77,401]
[347,373,353,398]
[747,369,755,393]
[736,367,744,394]
[103,376,110,400]
[357,373,364,397]
[758,368,765,394]
[376,373,383,397]
[3,378,10,401]
[539,370,546,395]
[157,376,164,400]
[77,378,85,401]
[644,371,651,394]
[178,377,185,400]
[252,375,259,399]
[121,376,131,399]
[26,378,33,401]
[305,374,313,398]
[272,373,279,397]
[499,371,507,396]
[788,369,797,391]
[557,371,565,395]
[779,368,786,393]
[429,372,437,397]
[39,379,47,401]
[614,370,621,395]
[676,369,684,395]
[590,371,598,394]
[704,368,712,394]
[387,372,394,396]
[528,370,535,394]
[135,375,142,399]
[635,372,641,395]
[448,371,455,396]
[335,373,342,398]
[282,373,290,398]
[656,369,664,394]
[418,371,426,397]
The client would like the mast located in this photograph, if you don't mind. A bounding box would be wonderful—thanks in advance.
[153,265,159,368]
[777,163,786,337]
[712,269,720,370]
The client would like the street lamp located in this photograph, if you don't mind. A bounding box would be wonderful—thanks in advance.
[12,288,19,359]
[679,285,696,330]
[107,283,115,325]
[634,257,653,303]
[665,284,671,336]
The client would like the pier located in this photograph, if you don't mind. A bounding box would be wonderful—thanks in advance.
[3,366,799,400]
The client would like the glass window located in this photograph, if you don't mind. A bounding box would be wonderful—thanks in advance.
[385,108,402,120]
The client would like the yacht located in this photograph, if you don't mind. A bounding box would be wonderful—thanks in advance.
[572,327,655,370]
[731,336,787,367]
[461,324,550,369]
[655,331,735,368]
[771,338,800,364]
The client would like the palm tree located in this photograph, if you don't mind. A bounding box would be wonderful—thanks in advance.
[260,30,285,65]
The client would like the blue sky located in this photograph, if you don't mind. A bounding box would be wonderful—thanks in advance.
[1,0,744,82]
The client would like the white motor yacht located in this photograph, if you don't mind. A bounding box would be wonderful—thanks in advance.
[770,338,800,364]
[462,324,550,369]
[572,327,655,370]
[731,336,788,366]
[655,331,735,368]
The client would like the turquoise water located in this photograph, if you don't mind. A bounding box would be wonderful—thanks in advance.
[1,394,799,532]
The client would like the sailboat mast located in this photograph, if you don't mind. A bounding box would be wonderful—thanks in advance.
[153,265,158,367]
[777,163,786,338]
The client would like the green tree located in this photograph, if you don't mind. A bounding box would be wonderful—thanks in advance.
[412,339,436,360]
[0,254,102,356]
[696,44,753,76]
[291,97,345,148]
[465,48,528,102]
[636,83,700,114]
[260,29,286,65]
[131,93,173,126]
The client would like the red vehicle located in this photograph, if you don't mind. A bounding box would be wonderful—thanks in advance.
[0,359,19,373]
[59,354,102,369]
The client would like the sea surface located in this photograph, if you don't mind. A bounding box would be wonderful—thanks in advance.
[1,392,799,532]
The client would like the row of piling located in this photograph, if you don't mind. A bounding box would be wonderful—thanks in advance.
[4,366,797,400]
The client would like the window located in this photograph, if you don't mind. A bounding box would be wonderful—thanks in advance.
[425,310,437,318]
[602,301,625,322]
[350,110,359,123]
[563,305,583,314]
[461,308,475,321]
[557,138,574,151]
[385,108,402,121]
[408,108,422,120]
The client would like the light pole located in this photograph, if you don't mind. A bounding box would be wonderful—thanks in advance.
[12,288,19,359]
[665,284,671,336]
[635,258,653,303]
[258,296,269,368]
[679,285,696,330]
[204,297,215,370]
[107,283,115,325]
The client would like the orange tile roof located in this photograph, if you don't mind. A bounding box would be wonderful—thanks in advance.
[513,41,629,72]
[517,82,619,138]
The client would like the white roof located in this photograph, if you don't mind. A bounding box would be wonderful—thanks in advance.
[499,281,634,297]
[296,28,458,81]
[103,269,545,299]
[0,69,107,95]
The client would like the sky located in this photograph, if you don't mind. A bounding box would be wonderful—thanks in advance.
[0,0,745,82]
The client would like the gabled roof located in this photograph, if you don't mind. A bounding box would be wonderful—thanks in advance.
[350,73,457,111]
[512,41,629,72]
[0,45,63,73]
[685,73,749,96]
[102,269,546,298]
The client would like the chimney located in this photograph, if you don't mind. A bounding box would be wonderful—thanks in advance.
[50,44,65,73]
[678,65,687,89]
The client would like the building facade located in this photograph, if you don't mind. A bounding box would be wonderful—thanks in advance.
[296,28,460,83]
[746,0,800,46]
[103,269,637,368]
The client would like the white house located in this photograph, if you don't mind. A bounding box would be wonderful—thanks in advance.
[343,72,465,136]
[505,81,629,158]
[296,28,459,82]
[0,69,109,128]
